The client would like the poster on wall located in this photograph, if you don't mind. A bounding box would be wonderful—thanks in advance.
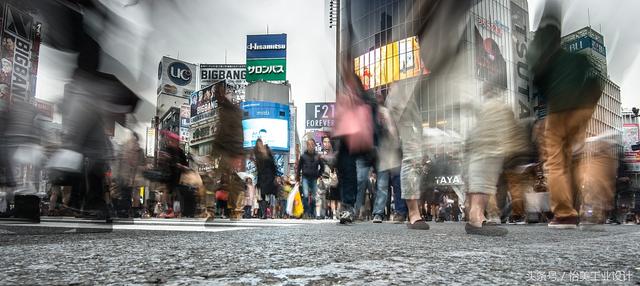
[190,81,225,124]
[474,25,507,89]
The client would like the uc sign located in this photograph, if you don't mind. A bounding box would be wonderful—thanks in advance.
[168,62,192,86]
[305,102,335,129]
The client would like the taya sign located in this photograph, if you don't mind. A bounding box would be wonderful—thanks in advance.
[246,58,286,82]
[305,102,335,129]
[435,175,463,186]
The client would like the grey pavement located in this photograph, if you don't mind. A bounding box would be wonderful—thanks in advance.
[0,220,639,285]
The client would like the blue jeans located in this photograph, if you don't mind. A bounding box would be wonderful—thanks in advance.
[373,170,389,216]
[301,177,318,216]
[391,171,407,216]
[355,158,371,215]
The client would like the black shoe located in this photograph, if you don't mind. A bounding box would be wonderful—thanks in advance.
[372,214,383,223]
[465,222,507,236]
[339,207,354,224]
[407,219,430,230]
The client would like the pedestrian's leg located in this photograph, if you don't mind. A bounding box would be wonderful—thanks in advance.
[373,170,390,217]
[301,177,310,217]
[391,171,407,217]
[354,158,369,216]
[505,170,527,221]
[544,111,578,219]
[309,178,317,217]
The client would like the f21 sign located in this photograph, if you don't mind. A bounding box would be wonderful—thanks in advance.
[305,102,335,129]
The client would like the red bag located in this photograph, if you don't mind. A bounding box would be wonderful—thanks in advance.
[215,190,229,201]
[334,87,374,153]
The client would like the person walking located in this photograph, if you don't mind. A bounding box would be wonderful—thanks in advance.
[254,139,278,219]
[527,1,605,229]
[296,139,325,219]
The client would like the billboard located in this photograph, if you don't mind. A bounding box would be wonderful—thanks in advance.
[353,36,428,90]
[0,3,42,104]
[623,124,640,172]
[179,104,190,142]
[241,101,290,151]
[34,98,53,121]
[246,58,286,82]
[474,14,508,89]
[305,102,335,129]
[289,104,297,163]
[146,127,156,157]
[246,34,287,59]
[199,64,247,98]
[562,36,606,57]
[190,81,225,124]
[511,1,533,119]
[246,34,287,83]
[157,56,196,98]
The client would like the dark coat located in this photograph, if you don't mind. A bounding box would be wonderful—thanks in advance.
[256,151,278,196]
[297,151,324,180]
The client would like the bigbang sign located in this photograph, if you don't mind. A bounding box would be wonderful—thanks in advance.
[241,101,290,151]
[0,3,42,104]
[190,81,225,124]
[200,64,247,98]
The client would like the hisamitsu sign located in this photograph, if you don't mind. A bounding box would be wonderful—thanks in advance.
[246,34,287,59]
[305,102,335,129]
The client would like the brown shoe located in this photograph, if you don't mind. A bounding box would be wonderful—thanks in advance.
[407,219,430,230]
[548,216,578,229]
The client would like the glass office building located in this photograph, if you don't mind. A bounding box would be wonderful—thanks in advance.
[339,0,533,167]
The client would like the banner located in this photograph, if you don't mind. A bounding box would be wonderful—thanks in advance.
[305,102,335,129]
[146,128,156,157]
[0,3,42,104]
[179,104,190,142]
[190,81,225,124]
[246,34,287,59]
[246,58,286,82]
[199,64,247,98]
[511,1,533,119]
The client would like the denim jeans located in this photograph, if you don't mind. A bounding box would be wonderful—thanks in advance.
[373,170,390,216]
[355,158,371,215]
[390,171,407,215]
[301,177,318,216]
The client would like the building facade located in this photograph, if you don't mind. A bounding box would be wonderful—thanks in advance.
[338,0,533,196]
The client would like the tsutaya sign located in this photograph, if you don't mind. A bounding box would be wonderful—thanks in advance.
[435,175,463,186]
[510,1,532,119]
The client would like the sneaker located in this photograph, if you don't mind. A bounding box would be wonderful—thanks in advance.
[508,215,527,225]
[548,216,578,229]
[391,213,406,224]
[372,214,383,223]
[339,206,354,224]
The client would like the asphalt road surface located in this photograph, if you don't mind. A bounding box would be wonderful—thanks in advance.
[0,219,639,285]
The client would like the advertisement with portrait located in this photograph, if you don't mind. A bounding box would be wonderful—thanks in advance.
[0,3,42,104]
[158,56,196,98]
[241,101,290,152]
[190,81,225,124]
[200,64,247,98]
[180,103,190,142]
[473,23,508,89]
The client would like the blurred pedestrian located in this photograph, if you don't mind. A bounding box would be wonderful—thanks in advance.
[254,139,278,219]
[296,139,325,219]
[244,177,256,219]
[527,1,604,229]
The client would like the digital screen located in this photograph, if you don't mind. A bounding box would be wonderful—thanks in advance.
[242,118,289,151]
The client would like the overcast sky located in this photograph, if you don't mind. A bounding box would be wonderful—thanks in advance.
[35,0,640,141]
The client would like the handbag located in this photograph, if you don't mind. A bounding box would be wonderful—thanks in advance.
[334,85,374,153]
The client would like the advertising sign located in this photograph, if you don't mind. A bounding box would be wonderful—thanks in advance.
[190,81,225,124]
[305,102,335,129]
[34,98,53,121]
[511,1,532,119]
[158,56,196,98]
[563,36,606,57]
[241,101,290,151]
[179,104,190,142]
[200,64,247,97]
[246,34,287,59]
[246,58,286,82]
[474,23,507,89]
[0,3,42,104]
[353,36,427,90]
[146,127,156,157]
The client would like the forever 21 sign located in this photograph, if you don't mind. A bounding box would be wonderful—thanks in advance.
[305,102,335,129]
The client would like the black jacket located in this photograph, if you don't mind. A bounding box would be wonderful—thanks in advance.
[297,151,324,179]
